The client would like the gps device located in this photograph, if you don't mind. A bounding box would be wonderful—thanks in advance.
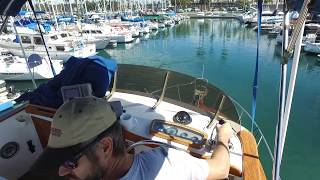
[61,83,93,102]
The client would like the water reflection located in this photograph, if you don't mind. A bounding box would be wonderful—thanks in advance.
[300,54,320,73]
[102,19,320,78]
[196,19,205,58]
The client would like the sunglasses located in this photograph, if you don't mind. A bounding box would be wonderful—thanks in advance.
[62,131,107,170]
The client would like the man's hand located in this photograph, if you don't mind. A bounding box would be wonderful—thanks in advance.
[216,122,233,145]
[206,121,233,179]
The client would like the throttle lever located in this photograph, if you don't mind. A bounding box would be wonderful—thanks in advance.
[218,119,226,125]
[217,119,233,149]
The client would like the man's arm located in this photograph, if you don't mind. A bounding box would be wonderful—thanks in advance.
[206,122,233,180]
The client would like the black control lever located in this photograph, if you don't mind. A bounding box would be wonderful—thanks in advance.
[218,119,226,125]
[217,119,233,149]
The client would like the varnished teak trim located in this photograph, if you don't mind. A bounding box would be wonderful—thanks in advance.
[25,104,56,118]
[237,130,266,180]
[32,117,51,148]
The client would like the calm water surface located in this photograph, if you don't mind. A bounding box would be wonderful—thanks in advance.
[7,19,320,179]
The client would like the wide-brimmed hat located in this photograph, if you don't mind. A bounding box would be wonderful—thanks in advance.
[30,96,117,173]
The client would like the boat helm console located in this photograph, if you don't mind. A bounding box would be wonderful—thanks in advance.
[150,119,207,149]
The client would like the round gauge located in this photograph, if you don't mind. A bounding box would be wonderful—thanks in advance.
[180,132,188,138]
[165,127,178,136]
[1,142,19,159]
[191,136,199,143]
[154,123,164,132]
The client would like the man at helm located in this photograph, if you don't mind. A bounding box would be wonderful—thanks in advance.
[28,97,232,180]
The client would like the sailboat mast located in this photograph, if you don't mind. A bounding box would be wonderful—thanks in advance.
[84,0,88,15]
[68,0,73,15]
[275,0,280,10]
[50,0,59,30]
[152,0,154,12]
[110,0,112,12]
[62,2,66,15]
[103,0,107,13]
[37,0,42,11]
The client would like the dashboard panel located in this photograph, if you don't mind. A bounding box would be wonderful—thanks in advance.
[150,119,208,149]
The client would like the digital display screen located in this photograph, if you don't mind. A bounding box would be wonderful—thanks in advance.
[63,88,80,99]
[61,83,93,102]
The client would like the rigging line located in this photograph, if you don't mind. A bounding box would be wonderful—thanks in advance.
[177,85,181,102]
[0,16,9,35]
[251,0,262,132]
[275,0,280,10]
[287,0,312,55]
[201,63,205,79]
[3,0,15,15]
[150,79,196,94]
[28,0,56,76]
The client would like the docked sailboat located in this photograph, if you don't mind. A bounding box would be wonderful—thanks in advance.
[81,24,134,43]
[0,52,63,80]
[60,31,110,50]
[275,23,319,46]
[0,27,96,61]
[246,10,284,26]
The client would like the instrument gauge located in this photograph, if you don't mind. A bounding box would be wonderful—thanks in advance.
[180,132,188,138]
[191,136,199,143]
[166,127,178,136]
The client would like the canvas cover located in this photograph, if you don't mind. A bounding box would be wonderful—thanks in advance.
[15,56,117,108]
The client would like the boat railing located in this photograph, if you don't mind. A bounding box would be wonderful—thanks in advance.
[227,95,274,164]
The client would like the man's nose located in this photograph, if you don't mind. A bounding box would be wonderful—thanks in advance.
[58,165,72,176]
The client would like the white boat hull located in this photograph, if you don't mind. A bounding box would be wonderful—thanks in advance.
[304,42,320,54]
[86,38,109,50]
[109,34,134,43]
[0,60,63,80]
[0,41,96,62]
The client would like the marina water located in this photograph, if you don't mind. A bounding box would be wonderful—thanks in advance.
[7,19,320,179]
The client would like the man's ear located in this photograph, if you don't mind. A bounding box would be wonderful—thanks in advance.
[100,137,113,157]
